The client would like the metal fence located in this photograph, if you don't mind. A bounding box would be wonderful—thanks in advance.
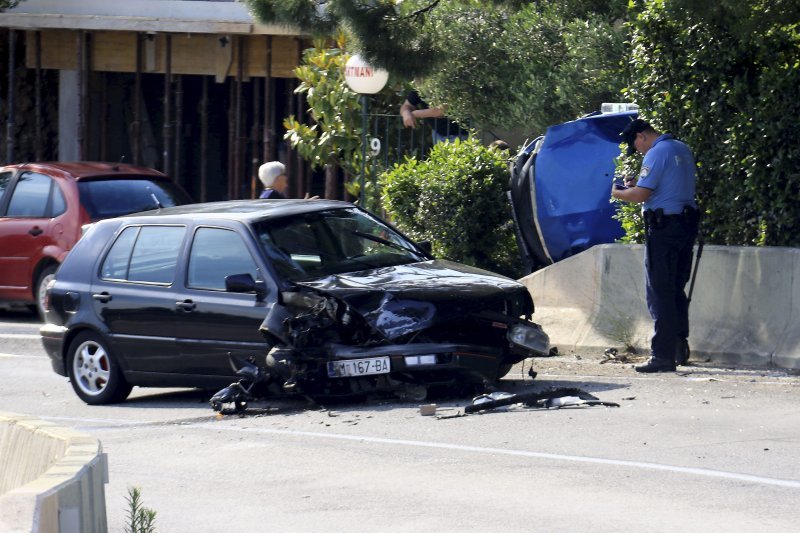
[358,113,469,209]
[365,113,433,171]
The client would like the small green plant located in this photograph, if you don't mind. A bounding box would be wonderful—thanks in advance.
[125,486,157,533]
[601,311,638,354]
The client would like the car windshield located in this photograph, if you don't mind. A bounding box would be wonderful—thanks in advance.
[78,178,192,220]
[253,208,426,282]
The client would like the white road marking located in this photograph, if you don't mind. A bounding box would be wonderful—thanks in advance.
[0,352,36,358]
[44,416,142,427]
[0,333,40,339]
[41,412,800,490]
[194,423,800,489]
[36,412,800,489]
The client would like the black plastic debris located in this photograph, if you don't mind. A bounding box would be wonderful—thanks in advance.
[464,387,619,414]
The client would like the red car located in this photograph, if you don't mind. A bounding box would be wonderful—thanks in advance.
[0,162,192,319]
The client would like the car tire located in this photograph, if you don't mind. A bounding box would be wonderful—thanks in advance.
[34,264,58,321]
[67,331,132,405]
[496,363,514,379]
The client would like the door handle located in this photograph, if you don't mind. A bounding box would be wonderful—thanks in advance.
[28,226,43,236]
[176,300,196,312]
[92,292,112,303]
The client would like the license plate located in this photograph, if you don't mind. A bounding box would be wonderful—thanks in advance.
[327,357,390,378]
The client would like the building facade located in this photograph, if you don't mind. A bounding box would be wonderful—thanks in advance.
[0,0,322,201]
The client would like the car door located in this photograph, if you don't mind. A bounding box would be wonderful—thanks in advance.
[91,224,187,374]
[0,170,65,301]
[174,223,273,378]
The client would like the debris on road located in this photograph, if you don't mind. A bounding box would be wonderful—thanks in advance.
[463,387,620,414]
[419,404,437,416]
[601,347,642,364]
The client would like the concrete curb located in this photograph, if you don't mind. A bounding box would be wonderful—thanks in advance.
[520,244,800,370]
[0,412,108,533]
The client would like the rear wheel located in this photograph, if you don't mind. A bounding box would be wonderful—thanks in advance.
[34,264,58,321]
[67,331,132,405]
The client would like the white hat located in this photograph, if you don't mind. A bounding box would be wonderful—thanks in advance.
[258,161,286,188]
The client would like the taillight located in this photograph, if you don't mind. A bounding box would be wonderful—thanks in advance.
[43,279,56,312]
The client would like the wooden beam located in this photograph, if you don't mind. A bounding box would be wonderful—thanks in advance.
[26,30,303,78]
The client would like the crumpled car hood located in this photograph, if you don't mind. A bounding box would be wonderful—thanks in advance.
[295,260,532,340]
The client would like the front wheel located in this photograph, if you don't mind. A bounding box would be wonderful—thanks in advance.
[67,331,132,405]
[496,363,514,379]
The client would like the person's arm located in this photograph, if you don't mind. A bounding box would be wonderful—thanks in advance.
[412,106,445,119]
[400,99,418,128]
[612,185,652,203]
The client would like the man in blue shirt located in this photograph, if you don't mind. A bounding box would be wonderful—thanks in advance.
[612,119,699,373]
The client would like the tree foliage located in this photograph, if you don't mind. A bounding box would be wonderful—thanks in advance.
[622,0,800,246]
[283,35,404,207]
[381,139,523,277]
[418,0,627,133]
[283,37,363,178]
[250,0,800,248]
[247,0,629,133]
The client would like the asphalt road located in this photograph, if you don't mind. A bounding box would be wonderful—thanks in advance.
[2,308,799,533]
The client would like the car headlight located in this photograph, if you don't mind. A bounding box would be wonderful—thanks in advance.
[508,323,550,356]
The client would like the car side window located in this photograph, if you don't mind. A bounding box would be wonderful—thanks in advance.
[101,226,139,280]
[187,227,259,291]
[51,183,67,217]
[0,171,11,205]
[100,225,186,284]
[6,172,53,218]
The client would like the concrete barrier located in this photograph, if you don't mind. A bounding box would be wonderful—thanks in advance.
[0,412,108,533]
[520,244,800,370]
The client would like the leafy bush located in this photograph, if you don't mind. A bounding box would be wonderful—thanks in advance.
[381,139,523,278]
[622,1,800,246]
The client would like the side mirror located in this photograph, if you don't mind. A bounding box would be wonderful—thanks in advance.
[417,240,433,258]
[225,273,267,300]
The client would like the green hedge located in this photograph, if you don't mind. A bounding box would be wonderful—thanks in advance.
[380,139,523,278]
[623,1,800,246]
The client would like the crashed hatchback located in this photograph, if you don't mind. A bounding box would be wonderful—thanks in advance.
[41,200,550,405]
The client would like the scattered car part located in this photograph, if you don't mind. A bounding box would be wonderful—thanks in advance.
[210,355,271,415]
[464,388,619,414]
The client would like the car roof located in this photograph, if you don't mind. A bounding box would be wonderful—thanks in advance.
[4,161,168,180]
[116,199,357,223]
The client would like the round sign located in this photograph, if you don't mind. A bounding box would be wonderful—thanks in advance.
[344,54,389,94]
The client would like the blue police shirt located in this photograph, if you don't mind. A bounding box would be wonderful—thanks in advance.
[637,134,697,215]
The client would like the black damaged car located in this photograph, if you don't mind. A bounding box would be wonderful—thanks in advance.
[41,200,550,405]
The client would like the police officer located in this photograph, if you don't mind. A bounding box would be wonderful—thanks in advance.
[612,119,699,373]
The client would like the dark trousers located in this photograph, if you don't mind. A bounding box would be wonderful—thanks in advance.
[644,217,698,362]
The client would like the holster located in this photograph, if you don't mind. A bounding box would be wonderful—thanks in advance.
[643,208,665,232]
[682,205,700,227]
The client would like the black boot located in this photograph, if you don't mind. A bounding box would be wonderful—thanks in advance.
[675,338,690,366]
[635,357,676,373]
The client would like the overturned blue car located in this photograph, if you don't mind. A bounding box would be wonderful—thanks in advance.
[509,109,638,273]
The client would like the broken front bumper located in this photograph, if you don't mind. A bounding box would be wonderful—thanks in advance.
[323,342,505,382]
